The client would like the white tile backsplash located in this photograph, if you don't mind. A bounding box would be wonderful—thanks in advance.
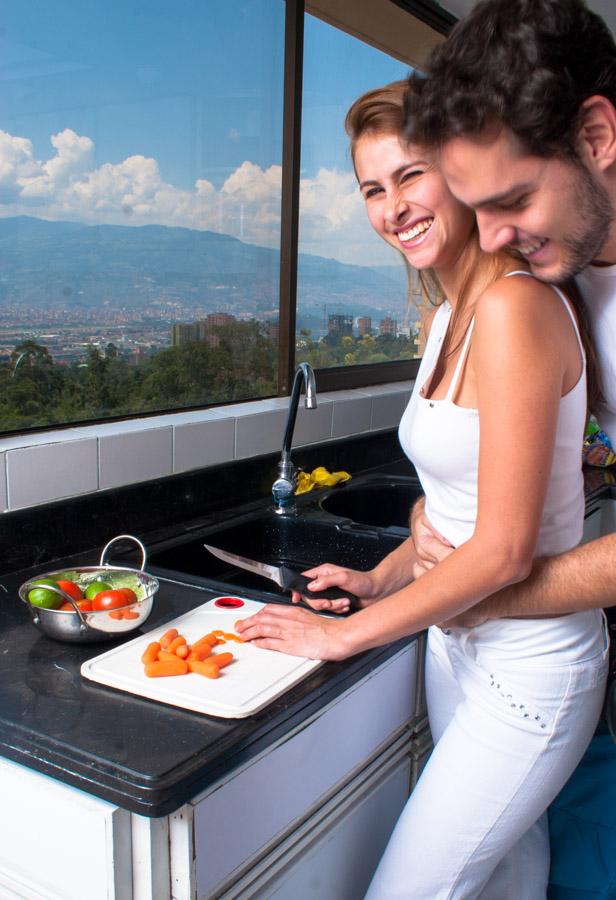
[235,408,288,459]
[331,395,372,438]
[293,400,333,447]
[1,382,415,512]
[0,454,7,512]
[370,390,411,430]
[174,417,236,474]
[99,427,173,489]
[7,439,98,509]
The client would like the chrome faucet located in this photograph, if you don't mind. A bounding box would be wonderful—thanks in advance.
[272,363,317,515]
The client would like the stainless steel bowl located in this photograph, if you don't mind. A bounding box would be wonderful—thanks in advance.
[18,535,159,643]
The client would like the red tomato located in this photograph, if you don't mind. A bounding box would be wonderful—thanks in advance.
[56,579,83,602]
[91,589,129,611]
[117,587,138,603]
[59,599,93,612]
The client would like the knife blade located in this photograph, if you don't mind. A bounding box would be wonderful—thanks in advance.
[203,543,359,609]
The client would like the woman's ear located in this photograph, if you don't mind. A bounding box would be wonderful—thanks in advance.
[578,95,616,173]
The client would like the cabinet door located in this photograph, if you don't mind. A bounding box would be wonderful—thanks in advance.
[0,757,131,900]
[221,741,412,900]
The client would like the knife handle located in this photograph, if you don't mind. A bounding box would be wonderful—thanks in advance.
[281,568,360,611]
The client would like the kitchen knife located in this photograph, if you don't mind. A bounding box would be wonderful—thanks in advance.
[204,543,359,610]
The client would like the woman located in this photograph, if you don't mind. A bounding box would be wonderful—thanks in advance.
[236,81,608,899]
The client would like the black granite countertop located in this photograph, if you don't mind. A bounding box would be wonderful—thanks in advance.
[0,558,411,818]
[0,432,418,819]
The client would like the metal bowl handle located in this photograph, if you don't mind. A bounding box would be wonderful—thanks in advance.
[100,534,147,571]
[24,582,88,627]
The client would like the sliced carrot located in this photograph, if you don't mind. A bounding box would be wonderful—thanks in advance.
[223,632,244,643]
[167,635,187,655]
[122,609,139,620]
[211,651,234,669]
[145,659,188,678]
[141,642,161,665]
[176,643,189,659]
[108,610,123,619]
[160,628,178,649]
[211,630,224,636]
[187,658,220,678]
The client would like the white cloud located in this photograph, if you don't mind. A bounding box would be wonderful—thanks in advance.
[0,127,395,265]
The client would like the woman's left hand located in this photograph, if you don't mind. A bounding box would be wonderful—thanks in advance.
[235,603,348,661]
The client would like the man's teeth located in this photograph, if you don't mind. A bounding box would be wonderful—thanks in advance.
[519,238,547,256]
[399,219,433,242]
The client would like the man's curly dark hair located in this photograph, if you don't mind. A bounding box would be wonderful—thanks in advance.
[405,0,616,159]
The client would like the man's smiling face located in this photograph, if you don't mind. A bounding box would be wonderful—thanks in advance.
[439,125,614,282]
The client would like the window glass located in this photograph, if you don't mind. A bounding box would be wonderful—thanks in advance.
[0,1,284,432]
[296,14,429,371]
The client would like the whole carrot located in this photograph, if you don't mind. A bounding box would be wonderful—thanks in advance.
[211,651,234,670]
[160,628,179,649]
[141,641,161,665]
[157,649,179,662]
[192,632,220,649]
[145,658,188,678]
[167,635,188,655]
[188,644,212,661]
[188,658,221,678]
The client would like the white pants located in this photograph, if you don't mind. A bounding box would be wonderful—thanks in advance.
[365,611,608,900]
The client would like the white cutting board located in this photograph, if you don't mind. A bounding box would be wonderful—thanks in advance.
[81,596,323,718]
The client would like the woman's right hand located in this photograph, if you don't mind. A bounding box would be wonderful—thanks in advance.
[291,564,379,613]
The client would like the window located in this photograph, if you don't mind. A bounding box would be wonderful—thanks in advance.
[0,1,285,432]
[296,14,415,374]
[0,0,448,435]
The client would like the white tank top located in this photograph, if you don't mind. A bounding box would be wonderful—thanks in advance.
[398,272,586,556]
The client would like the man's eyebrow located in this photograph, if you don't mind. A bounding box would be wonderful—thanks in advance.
[472,183,533,210]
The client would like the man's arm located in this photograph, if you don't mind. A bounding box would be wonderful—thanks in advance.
[452,532,616,625]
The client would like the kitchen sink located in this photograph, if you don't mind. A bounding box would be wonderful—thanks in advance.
[319,476,423,530]
[146,506,406,602]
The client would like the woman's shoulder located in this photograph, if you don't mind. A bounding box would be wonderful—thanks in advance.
[475,271,565,323]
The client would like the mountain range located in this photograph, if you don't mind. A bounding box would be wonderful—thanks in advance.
[0,216,413,324]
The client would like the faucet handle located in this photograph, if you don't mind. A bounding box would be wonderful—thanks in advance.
[272,475,297,515]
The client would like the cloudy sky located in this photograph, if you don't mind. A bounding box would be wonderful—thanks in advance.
[0,1,409,267]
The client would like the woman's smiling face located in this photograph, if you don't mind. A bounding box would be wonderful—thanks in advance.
[354,132,476,276]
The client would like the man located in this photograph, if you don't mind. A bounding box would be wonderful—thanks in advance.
[406,0,616,625]
[405,1,616,894]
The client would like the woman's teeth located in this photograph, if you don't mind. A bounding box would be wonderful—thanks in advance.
[398,219,433,242]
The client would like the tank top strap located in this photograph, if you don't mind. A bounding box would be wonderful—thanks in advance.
[445,316,476,402]
[504,270,585,361]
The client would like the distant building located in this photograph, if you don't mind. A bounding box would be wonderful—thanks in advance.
[379,317,398,336]
[328,314,353,338]
[172,323,198,346]
[357,316,372,337]
[173,312,236,347]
